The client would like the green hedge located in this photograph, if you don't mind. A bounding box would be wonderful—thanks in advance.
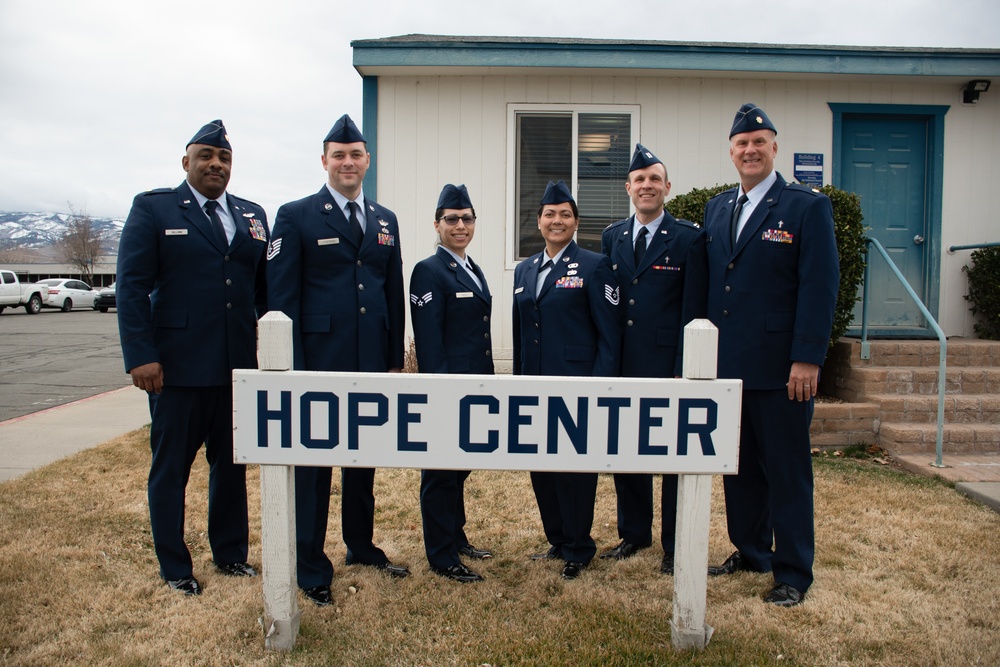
[963,246,1000,340]
[665,182,867,348]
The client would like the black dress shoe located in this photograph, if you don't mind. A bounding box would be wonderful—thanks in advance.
[378,562,411,578]
[302,585,333,607]
[167,576,202,596]
[660,554,675,575]
[708,550,753,576]
[216,562,258,577]
[599,540,651,560]
[764,583,804,607]
[432,563,484,583]
[561,561,586,580]
[458,544,493,559]
[349,560,411,578]
[530,545,562,561]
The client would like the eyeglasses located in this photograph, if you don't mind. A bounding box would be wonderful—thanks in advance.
[439,215,477,226]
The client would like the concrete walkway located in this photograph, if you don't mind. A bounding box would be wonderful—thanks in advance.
[894,452,1000,514]
[0,386,151,483]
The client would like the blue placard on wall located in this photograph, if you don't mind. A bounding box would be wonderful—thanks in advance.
[794,153,824,187]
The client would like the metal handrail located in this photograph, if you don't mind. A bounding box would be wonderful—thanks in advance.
[947,241,1000,253]
[860,237,947,468]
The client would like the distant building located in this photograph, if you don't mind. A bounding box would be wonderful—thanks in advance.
[2,257,116,287]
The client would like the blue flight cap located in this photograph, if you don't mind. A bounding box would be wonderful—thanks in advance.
[540,180,575,206]
[187,119,231,150]
[729,103,777,138]
[324,114,366,144]
[628,143,663,173]
[437,184,474,210]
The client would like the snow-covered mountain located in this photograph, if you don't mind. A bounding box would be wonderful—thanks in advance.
[0,211,125,252]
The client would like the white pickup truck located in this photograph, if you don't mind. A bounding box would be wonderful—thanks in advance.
[0,269,49,315]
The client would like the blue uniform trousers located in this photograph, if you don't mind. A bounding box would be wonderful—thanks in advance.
[420,470,471,570]
[147,385,248,581]
[531,471,599,564]
[609,473,678,553]
[722,389,815,592]
[294,466,389,589]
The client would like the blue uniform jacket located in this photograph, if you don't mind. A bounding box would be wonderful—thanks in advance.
[704,173,839,390]
[601,212,708,378]
[266,187,405,372]
[409,247,494,374]
[117,181,268,386]
[512,241,621,378]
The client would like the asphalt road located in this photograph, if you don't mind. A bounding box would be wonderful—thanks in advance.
[0,307,131,421]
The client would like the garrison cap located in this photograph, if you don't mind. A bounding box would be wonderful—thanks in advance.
[437,184,474,210]
[187,120,231,150]
[540,180,575,206]
[729,103,777,138]
[628,143,663,173]
[324,114,366,144]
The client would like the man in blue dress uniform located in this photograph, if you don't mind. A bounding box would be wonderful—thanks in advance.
[117,120,269,595]
[599,144,708,574]
[410,184,494,583]
[512,180,621,580]
[703,104,839,606]
[266,114,409,607]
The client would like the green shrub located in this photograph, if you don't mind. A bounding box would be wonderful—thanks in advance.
[665,182,867,348]
[665,183,735,224]
[820,185,867,348]
[963,246,1000,340]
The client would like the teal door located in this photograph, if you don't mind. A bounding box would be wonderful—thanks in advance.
[840,114,937,336]
[841,115,930,331]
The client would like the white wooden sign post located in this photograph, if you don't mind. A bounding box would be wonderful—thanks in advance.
[254,313,299,652]
[239,314,738,652]
[672,319,721,650]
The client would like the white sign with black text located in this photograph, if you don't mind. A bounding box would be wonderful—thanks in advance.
[233,370,741,475]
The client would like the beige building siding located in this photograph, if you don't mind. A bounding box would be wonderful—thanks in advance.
[941,94,1000,336]
[372,73,999,360]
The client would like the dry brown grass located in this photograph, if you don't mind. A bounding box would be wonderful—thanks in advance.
[1,429,998,667]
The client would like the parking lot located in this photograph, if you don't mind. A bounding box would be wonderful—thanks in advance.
[0,308,130,421]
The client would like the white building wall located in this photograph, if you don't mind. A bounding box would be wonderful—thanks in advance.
[374,73,1000,362]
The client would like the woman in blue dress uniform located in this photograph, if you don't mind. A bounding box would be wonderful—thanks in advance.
[409,184,495,583]
[511,180,621,580]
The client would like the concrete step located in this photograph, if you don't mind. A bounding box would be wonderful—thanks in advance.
[810,401,879,448]
[879,422,1000,455]
[868,393,1000,425]
[823,366,1000,401]
[831,337,1000,368]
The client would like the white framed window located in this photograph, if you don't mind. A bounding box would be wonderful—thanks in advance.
[506,104,639,264]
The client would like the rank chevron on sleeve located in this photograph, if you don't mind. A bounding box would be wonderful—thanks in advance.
[410,292,433,307]
[266,238,282,260]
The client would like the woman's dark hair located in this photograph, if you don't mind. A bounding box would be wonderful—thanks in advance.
[536,200,579,218]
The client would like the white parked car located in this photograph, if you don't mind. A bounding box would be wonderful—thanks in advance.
[37,278,99,311]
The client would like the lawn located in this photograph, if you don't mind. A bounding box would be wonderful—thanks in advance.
[0,428,998,666]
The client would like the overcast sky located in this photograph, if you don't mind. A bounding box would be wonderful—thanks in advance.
[1,0,997,219]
